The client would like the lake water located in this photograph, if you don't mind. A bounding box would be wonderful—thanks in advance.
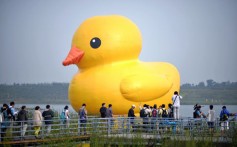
[15,104,237,118]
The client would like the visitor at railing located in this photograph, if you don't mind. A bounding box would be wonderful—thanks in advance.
[206,105,215,134]
[33,106,42,139]
[0,104,11,141]
[128,104,136,129]
[42,105,54,136]
[78,103,87,135]
[171,91,183,119]
[16,105,28,139]
[100,103,107,118]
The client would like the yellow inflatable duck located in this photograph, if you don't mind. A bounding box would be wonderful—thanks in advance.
[62,15,180,115]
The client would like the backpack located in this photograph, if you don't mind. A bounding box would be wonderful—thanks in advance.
[220,111,228,121]
[9,107,16,121]
[152,109,157,117]
[79,109,86,119]
[222,114,228,121]
[193,110,200,118]
[194,109,204,118]
[162,108,168,118]
[140,109,147,117]
[60,111,66,120]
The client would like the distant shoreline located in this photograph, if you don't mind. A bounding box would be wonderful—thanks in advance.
[1,82,237,105]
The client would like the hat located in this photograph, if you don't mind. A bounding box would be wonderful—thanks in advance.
[132,104,136,108]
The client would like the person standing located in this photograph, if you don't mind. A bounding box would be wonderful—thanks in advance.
[78,104,87,135]
[128,104,136,126]
[33,106,43,139]
[106,104,113,118]
[193,104,205,118]
[100,103,107,118]
[9,101,17,121]
[167,103,173,118]
[151,104,158,130]
[220,106,231,136]
[16,106,28,139]
[64,105,70,128]
[159,104,168,118]
[140,104,150,131]
[171,91,183,119]
[206,105,215,134]
[1,104,11,141]
[158,104,168,132]
[42,105,54,136]
[157,105,162,117]
[106,104,113,128]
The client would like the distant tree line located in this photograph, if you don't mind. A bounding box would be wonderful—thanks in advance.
[181,79,237,89]
[180,79,237,105]
[0,80,236,105]
[0,82,69,104]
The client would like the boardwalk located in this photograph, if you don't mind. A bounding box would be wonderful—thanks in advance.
[0,117,236,146]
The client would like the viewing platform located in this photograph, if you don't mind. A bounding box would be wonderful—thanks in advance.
[1,117,236,146]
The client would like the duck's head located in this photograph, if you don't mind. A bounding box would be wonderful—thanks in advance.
[62,15,142,69]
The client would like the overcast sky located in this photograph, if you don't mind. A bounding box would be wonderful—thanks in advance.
[0,0,237,85]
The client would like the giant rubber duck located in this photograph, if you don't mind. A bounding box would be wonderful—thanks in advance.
[62,15,180,115]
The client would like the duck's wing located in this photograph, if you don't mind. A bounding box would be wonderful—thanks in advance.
[120,74,173,102]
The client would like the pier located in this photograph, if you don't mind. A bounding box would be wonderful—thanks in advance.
[0,117,236,146]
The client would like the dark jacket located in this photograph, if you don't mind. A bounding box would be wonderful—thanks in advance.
[42,109,54,124]
[100,107,107,118]
[17,109,28,125]
[128,108,135,117]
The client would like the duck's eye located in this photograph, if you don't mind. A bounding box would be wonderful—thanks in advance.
[90,37,101,49]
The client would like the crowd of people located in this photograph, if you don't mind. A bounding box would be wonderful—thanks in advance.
[0,101,55,140]
[77,91,236,135]
[192,103,236,135]
[1,92,236,140]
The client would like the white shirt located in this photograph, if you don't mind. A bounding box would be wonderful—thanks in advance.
[207,110,215,122]
[65,109,69,119]
[172,94,182,107]
[9,106,18,115]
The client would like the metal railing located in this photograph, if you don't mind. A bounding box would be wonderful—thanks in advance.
[0,117,236,143]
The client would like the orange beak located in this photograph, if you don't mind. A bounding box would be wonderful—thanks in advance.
[62,46,84,66]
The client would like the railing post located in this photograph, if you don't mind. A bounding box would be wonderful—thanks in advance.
[189,118,193,137]
[78,119,80,135]
[20,121,23,140]
[107,118,110,135]
[190,119,195,137]
[127,118,131,133]
[0,122,1,142]
[91,118,95,134]
[42,121,45,139]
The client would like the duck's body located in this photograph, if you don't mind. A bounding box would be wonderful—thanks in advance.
[63,15,180,114]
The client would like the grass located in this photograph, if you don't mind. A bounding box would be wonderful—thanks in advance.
[87,121,237,147]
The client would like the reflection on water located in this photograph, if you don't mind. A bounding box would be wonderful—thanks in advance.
[15,104,237,118]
